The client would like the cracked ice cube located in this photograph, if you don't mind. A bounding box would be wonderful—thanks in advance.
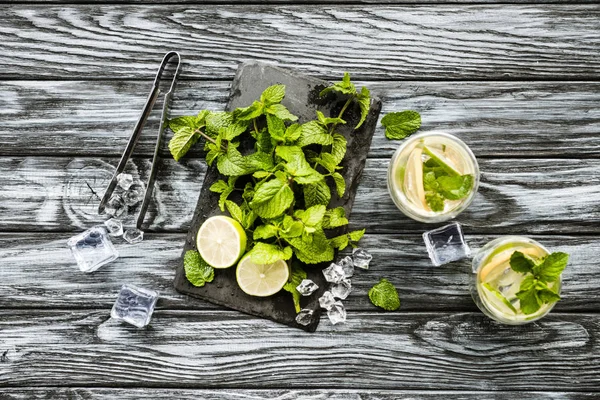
[111,284,159,328]
[124,182,145,206]
[104,218,123,237]
[322,263,344,284]
[296,279,318,296]
[104,194,127,218]
[352,248,372,270]
[338,256,354,277]
[331,278,352,300]
[295,308,314,326]
[67,226,118,273]
[116,173,134,191]
[319,291,336,310]
[327,301,347,325]
[123,228,144,244]
[423,222,471,266]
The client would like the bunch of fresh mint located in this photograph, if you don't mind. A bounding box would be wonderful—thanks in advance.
[509,251,568,314]
[169,73,370,308]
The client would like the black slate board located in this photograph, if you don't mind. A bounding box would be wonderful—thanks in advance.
[174,62,382,332]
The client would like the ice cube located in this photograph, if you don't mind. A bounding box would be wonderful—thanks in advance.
[422,222,471,266]
[67,226,118,273]
[110,284,159,328]
[295,308,314,326]
[322,263,344,284]
[331,278,352,300]
[319,291,336,310]
[327,301,347,325]
[296,279,318,296]
[116,173,134,191]
[124,182,145,206]
[104,194,127,218]
[352,248,372,270]
[338,256,354,277]
[104,218,123,237]
[123,228,144,244]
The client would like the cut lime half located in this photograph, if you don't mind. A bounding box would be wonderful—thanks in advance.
[196,216,247,269]
[422,145,461,176]
[236,255,289,297]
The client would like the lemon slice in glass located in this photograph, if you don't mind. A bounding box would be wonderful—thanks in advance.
[236,255,289,297]
[196,216,247,269]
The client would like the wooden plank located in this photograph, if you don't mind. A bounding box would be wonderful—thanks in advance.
[0,309,599,390]
[0,232,596,312]
[1,156,598,234]
[2,80,600,158]
[0,5,599,80]
[0,388,596,400]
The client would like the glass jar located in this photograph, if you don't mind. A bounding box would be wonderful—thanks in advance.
[387,131,479,223]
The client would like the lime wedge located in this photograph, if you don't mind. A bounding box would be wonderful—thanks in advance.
[403,147,428,209]
[480,246,546,281]
[422,146,461,176]
[482,283,518,315]
[196,216,247,269]
[236,255,289,297]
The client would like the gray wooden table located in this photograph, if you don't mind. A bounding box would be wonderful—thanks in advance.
[1,2,599,399]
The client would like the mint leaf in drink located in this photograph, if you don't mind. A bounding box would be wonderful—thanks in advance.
[260,84,286,106]
[304,180,331,207]
[510,251,536,274]
[537,289,561,303]
[437,174,473,200]
[355,86,371,129]
[283,264,307,313]
[250,176,295,218]
[322,207,348,229]
[184,250,214,287]
[296,121,334,147]
[381,110,421,140]
[534,252,569,283]
[425,192,444,212]
[516,287,541,315]
[250,242,293,265]
[369,278,400,311]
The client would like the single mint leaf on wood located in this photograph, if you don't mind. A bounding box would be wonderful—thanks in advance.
[168,125,199,162]
[260,84,286,106]
[250,242,293,265]
[184,250,214,288]
[322,207,348,229]
[283,264,307,313]
[250,177,294,219]
[303,180,331,208]
[355,86,371,129]
[381,110,422,140]
[369,278,400,311]
[534,252,569,283]
[510,251,536,274]
[296,121,334,147]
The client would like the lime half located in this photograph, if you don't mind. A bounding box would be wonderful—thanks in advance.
[236,255,289,297]
[196,216,247,269]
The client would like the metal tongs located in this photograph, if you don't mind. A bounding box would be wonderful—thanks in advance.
[98,51,181,229]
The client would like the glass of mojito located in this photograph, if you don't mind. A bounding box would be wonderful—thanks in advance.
[470,236,567,325]
[387,131,479,223]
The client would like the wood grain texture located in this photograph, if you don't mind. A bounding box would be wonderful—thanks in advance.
[1,388,597,400]
[1,310,599,390]
[1,156,598,234]
[0,5,599,80]
[2,80,600,158]
[0,232,596,312]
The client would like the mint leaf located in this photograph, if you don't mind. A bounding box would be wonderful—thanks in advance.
[330,233,349,251]
[281,215,305,238]
[425,192,444,212]
[225,200,243,224]
[205,111,233,136]
[283,264,307,313]
[169,111,208,134]
[368,278,400,311]
[168,123,199,162]
[331,172,346,198]
[267,114,286,142]
[250,176,294,218]
[330,133,347,164]
[516,287,541,315]
[437,174,473,200]
[221,122,248,141]
[510,251,536,274]
[284,123,302,142]
[534,252,569,283]
[296,121,334,147]
[288,229,334,264]
[320,72,357,96]
[184,250,214,287]
[538,288,561,304]
[294,205,326,227]
[322,207,348,229]
[265,104,298,121]
[209,180,228,194]
[261,84,286,106]
[304,180,331,207]
[355,86,371,129]
[253,224,278,240]
[348,229,365,242]
[217,146,273,177]
[315,153,338,174]
[276,146,320,179]
[250,242,293,265]
[316,110,345,126]
[234,101,264,121]
[381,111,421,140]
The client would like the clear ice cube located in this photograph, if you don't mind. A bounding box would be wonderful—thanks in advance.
[124,182,145,206]
[295,308,314,326]
[319,291,336,310]
[296,279,318,296]
[67,226,118,273]
[338,256,354,278]
[322,263,345,284]
[104,194,127,218]
[327,301,347,325]
[104,218,123,237]
[116,173,134,191]
[110,284,159,328]
[331,278,352,300]
[352,247,372,270]
[123,228,144,244]
[422,222,471,266]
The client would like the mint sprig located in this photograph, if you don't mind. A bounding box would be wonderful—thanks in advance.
[510,250,569,315]
[184,250,214,287]
[368,278,400,311]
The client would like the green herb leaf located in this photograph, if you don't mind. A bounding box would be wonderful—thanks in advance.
[381,111,421,140]
[209,180,228,194]
[250,176,294,219]
[276,146,321,179]
[538,288,561,304]
[205,111,234,136]
[534,252,569,283]
[320,72,357,96]
[250,242,293,265]
[348,229,365,242]
[437,174,473,200]
[234,101,264,121]
[184,250,214,287]
[283,264,307,313]
[331,172,346,198]
[260,84,286,106]
[330,234,349,251]
[296,121,334,147]
[330,133,347,165]
[355,86,371,129]
[425,192,445,212]
[510,251,536,274]
[224,200,243,224]
[322,207,349,229]
[294,205,326,227]
[516,287,541,315]
[267,114,286,142]
[265,104,298,121]
[288,229,334,264]
[284,123,302,142]
[316,110,346,126]
[304,180,331,208]
[168,122,200,162]
[368,278,400,311]
[253,224,279,240]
